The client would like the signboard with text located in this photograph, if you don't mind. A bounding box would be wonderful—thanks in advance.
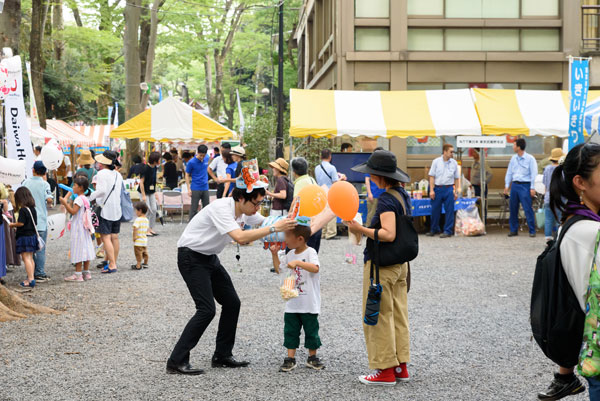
[457,136,507,149]
[568,58,590,150]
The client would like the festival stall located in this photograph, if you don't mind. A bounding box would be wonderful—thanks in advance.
[44,119,95,148]
[74,124,113,147]
[110,97,235,142]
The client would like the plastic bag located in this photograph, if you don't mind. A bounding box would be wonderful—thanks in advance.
[280,269,299,301]
[455,204,485,237]
[346,212,363,264]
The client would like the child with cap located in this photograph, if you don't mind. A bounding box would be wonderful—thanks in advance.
[269,216,325,372]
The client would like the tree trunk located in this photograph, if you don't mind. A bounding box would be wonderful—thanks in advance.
[52,0,64,61]
[67,0,83,27]
[124,0,142,168]
[0,0,21,55]
[139,0,161,109]
[30,0,47,129]
[0,285,58,322]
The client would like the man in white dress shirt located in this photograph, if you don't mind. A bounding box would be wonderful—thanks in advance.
[427,144,460,238]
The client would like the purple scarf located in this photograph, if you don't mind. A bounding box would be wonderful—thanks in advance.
[565,201,600,223]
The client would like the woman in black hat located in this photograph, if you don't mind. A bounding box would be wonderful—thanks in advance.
[345,150,412,386]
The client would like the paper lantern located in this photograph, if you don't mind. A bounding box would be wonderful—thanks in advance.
[40,139,64,170]
[0,155,25,185]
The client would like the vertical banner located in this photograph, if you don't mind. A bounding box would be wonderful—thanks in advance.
[113,102,119,127]
[25,61,39,127]
[3,56,35,180]
[568,57,590,150]
[158,86,163,102]
[236,88,245,139]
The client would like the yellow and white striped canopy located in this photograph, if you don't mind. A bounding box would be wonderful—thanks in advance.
[290,88,482,138]
[111,97,234,142]
[472,88,600,138]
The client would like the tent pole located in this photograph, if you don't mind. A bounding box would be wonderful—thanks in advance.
[480,147,486,228]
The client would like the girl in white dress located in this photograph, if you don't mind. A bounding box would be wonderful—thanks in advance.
[59,176,96,282]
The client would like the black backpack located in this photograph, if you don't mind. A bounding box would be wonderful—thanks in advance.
[530,215,588,368]
[282,177,294,211]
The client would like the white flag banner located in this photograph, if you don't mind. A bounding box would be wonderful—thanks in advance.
[25,61,39,126]
[3,56,35,181]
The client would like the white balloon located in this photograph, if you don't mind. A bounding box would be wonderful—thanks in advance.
[47,213,66,241]
[40,139,64,170]
[0,155,25,185]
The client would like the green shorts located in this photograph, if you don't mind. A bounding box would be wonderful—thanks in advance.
[283,312,322,350]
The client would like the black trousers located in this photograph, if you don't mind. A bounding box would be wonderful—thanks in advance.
[216,183,225,199]
[168,247,241,365]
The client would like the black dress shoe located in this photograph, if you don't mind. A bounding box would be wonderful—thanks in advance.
[538,372,584,400]
[440,233,452,238]
[211,356,250,368]
[425,232,438,237]
[508,232,518,237]
[166,362,205,375]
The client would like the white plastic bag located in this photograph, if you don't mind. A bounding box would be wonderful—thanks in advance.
[455,204,485,237]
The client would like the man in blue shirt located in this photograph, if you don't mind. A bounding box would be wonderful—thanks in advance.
[504,138,538,237]
[186,144,210,221]
[315,149,345,239]
[427,144,460,238]
[23,161,54,281]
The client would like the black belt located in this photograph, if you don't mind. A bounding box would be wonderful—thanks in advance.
[513,181,531,185]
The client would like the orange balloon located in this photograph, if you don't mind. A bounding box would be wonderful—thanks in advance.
[328,181,359,221]
[297,184,328,217]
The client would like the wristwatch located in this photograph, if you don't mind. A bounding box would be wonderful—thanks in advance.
[269,226,276,234]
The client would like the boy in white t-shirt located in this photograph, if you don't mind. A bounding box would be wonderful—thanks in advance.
[131,201,150,270]
[270,216,324,372]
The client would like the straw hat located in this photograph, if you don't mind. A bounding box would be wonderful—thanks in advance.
[231,146,246,157]
[77,149,94,166]
[549,148,565,162]
[268,158,289,174]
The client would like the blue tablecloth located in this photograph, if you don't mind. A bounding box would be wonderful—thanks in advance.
[411,198,477,217]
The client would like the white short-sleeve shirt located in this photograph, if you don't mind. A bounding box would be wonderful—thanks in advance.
[560,219,600,312]
[177,197,265,255]
[209,156,228,178]
[88,169,122,221]
[281,247,321,314]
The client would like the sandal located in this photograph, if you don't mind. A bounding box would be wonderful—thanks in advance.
[101,265,117,274]
[142,264,149,269]
[20,279,35,288]
[131,264,142,270]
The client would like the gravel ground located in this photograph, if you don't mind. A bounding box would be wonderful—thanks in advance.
[0,217,588,401]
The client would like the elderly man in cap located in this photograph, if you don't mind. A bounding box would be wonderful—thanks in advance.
[23,161,54,282]
[427,144,460,238]
[266,158,292,216]
[542,147,564,241]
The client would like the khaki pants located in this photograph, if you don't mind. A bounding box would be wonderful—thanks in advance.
[366,198,379,227]
[324,217,337,239]
[362,261,410,370]
[134,246,149,265]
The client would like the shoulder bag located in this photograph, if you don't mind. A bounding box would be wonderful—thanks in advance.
[366,189,419,267]
[25,207,45,251]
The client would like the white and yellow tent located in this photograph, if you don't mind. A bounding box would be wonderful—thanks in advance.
[290,88,482,138]
[111,97,234,142]
[472,88,600,137]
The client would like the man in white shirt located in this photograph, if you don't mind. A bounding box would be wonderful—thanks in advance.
[167,166,296,376]
[427,144,460,238]
[208,142,231,198]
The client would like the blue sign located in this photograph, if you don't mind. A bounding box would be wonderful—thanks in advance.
[569,58,590,150]
[411,198,478,217]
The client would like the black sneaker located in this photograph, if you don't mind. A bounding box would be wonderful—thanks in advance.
[280,357,297,372]
[440,233,452,239]
[508,232,518,237]
[425,232,438,237]
[538,373,585,400]
[306,355,325,370]
[34,275,50,282]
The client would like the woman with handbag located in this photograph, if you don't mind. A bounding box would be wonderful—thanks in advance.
[89,150,123,274]
[345,150,414,386]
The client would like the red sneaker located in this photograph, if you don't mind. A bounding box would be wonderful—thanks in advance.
[358,368,396,386]
[394,363,410,382]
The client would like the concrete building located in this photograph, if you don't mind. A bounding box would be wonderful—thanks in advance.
[293,0,593,185]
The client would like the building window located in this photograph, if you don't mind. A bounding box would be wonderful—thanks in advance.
[355,28,390,51]
[408,29,444,51]
[355,0,389,18]
[408,0,443,16]
[445,0,519,19]
[521,29,560,51]
[408,28,560,51]
[354,83,391,91]
[520,83,560,90]
[522,0,559,17]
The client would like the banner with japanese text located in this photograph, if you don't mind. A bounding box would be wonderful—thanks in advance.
[569,58,591,150]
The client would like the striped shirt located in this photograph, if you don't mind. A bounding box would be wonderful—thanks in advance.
[133,217,149,246]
